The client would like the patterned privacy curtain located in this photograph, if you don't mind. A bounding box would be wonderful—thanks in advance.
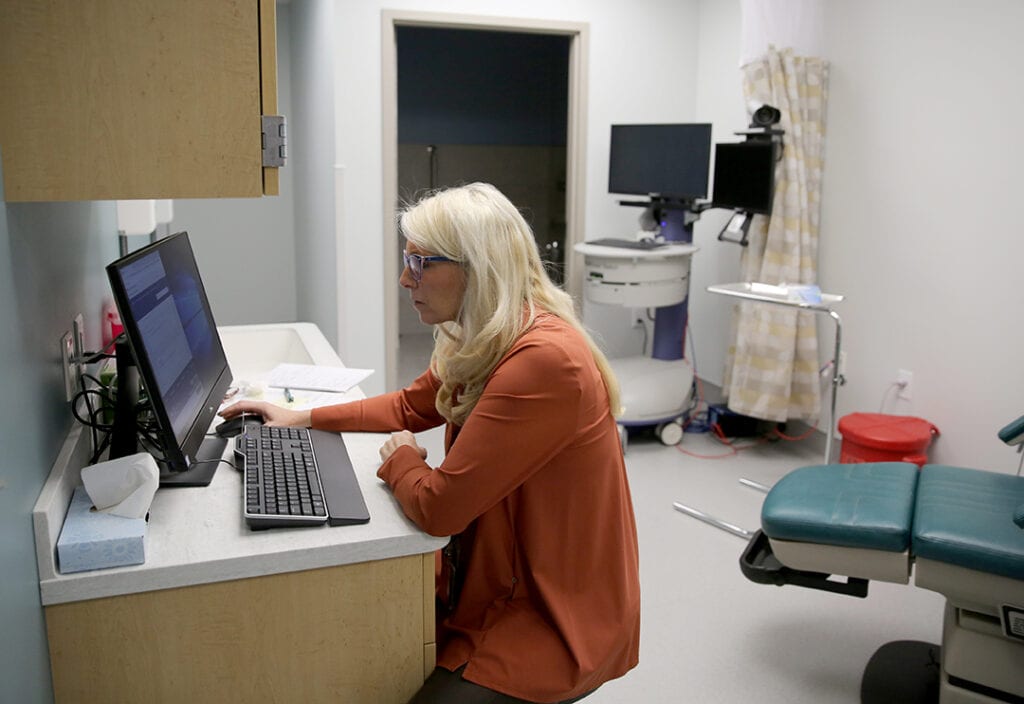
[722,46,830,422]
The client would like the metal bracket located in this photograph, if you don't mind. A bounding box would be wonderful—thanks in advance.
[717,211,753,246]
[261,115,287,167]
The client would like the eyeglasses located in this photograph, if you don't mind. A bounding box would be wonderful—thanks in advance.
[402,251,454,282]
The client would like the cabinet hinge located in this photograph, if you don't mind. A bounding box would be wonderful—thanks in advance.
[261,115,287,167]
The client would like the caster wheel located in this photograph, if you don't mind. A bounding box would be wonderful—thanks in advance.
[656,421,683,446]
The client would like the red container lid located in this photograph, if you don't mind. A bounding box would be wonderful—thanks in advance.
[838,412,939,451]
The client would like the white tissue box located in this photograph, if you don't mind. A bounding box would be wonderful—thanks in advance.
[56,486,147,574]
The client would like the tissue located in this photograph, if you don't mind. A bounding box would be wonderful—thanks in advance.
[81,453,160,519]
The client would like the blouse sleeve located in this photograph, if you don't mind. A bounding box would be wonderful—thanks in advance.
[310,368,444,433]
[377,333,588,536]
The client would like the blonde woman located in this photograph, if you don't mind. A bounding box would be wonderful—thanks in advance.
[223,183,640,704]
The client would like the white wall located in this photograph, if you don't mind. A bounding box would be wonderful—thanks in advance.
[173,7,298,328]
[191,0,1024,470]
[175,1,343,357]
[330,0,703,392]
[822,0,1024,470]
[289,0,341,353]
[692,0,1024,471]
[690,0,748,390]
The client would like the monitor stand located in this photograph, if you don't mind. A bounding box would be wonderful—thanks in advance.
[158,436,229,487]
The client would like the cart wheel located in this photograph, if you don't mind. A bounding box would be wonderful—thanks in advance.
[657,421,683,446]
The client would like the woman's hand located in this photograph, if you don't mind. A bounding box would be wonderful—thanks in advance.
[219,400,311,428]
[379,430,428,463]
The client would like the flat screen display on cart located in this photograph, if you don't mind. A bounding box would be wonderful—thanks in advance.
[609,123,712,201]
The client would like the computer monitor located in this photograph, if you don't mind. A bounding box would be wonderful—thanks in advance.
[106,231,233,487]
[711,140,777,215]
[608,123,712,203]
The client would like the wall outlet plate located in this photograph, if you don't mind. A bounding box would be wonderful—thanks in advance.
[61,331,79,401]
[73,313,85,360]
[897,369,913,400]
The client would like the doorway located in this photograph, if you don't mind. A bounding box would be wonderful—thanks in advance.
[381,11,589,391]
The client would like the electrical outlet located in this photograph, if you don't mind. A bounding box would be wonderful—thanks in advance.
[896,369,913,400]
[60,331,79,401]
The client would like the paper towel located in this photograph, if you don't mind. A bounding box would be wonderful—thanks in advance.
[81,453,159,519]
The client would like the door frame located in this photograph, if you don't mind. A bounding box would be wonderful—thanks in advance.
[381,10,589,390]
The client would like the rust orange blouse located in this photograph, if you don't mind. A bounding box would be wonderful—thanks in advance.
[311,314,640,702]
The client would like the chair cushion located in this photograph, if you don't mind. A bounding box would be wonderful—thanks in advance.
[761,463,919,552]
[913,465,1024,581]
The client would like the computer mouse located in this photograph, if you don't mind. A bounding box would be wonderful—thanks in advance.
[214,414,264,438]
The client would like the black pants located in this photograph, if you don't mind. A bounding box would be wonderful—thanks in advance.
[407,665,596,704]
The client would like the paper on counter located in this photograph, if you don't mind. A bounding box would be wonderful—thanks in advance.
[267,363,373,393]
[280,389,357,411]
[219,384,358,416]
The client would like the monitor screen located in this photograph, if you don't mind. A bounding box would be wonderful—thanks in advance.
[711,140,777,215]
[106,231,232,486]
[608,123,712,201]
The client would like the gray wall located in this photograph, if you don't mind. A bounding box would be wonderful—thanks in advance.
[397,142,568,336]
[174,6,298,329]
[175,1,343,356]
[395,26,571,330]
[287,0,341,353]
[396,26,569,146]
[0,153,120,701]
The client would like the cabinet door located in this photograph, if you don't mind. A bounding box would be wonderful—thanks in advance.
[0,0,279,202]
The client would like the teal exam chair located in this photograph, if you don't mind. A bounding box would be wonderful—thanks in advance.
[741,416,1024,703]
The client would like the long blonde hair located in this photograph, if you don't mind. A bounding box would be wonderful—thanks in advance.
[400,182,620,425]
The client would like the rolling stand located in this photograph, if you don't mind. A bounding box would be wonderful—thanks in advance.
[576,199,705,446]
[705,282,845,464]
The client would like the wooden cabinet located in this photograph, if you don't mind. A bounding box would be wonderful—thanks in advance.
[0,0,280,202]
[45,556,436,704]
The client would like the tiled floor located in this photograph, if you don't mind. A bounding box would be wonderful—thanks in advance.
[397,333,946,703]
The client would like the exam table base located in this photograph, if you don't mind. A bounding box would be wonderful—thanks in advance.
[741,531,1024,704]
[861,640,940,704]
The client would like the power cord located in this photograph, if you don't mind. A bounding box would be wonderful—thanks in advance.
[71,372,115,463]
[675,422,773,459]
[879,379,910,413]
[70,362,167,465]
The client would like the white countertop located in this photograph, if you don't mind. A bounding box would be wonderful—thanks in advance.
[34,323,447,606]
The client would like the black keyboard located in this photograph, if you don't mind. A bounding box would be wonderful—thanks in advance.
[234,425,370,530]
